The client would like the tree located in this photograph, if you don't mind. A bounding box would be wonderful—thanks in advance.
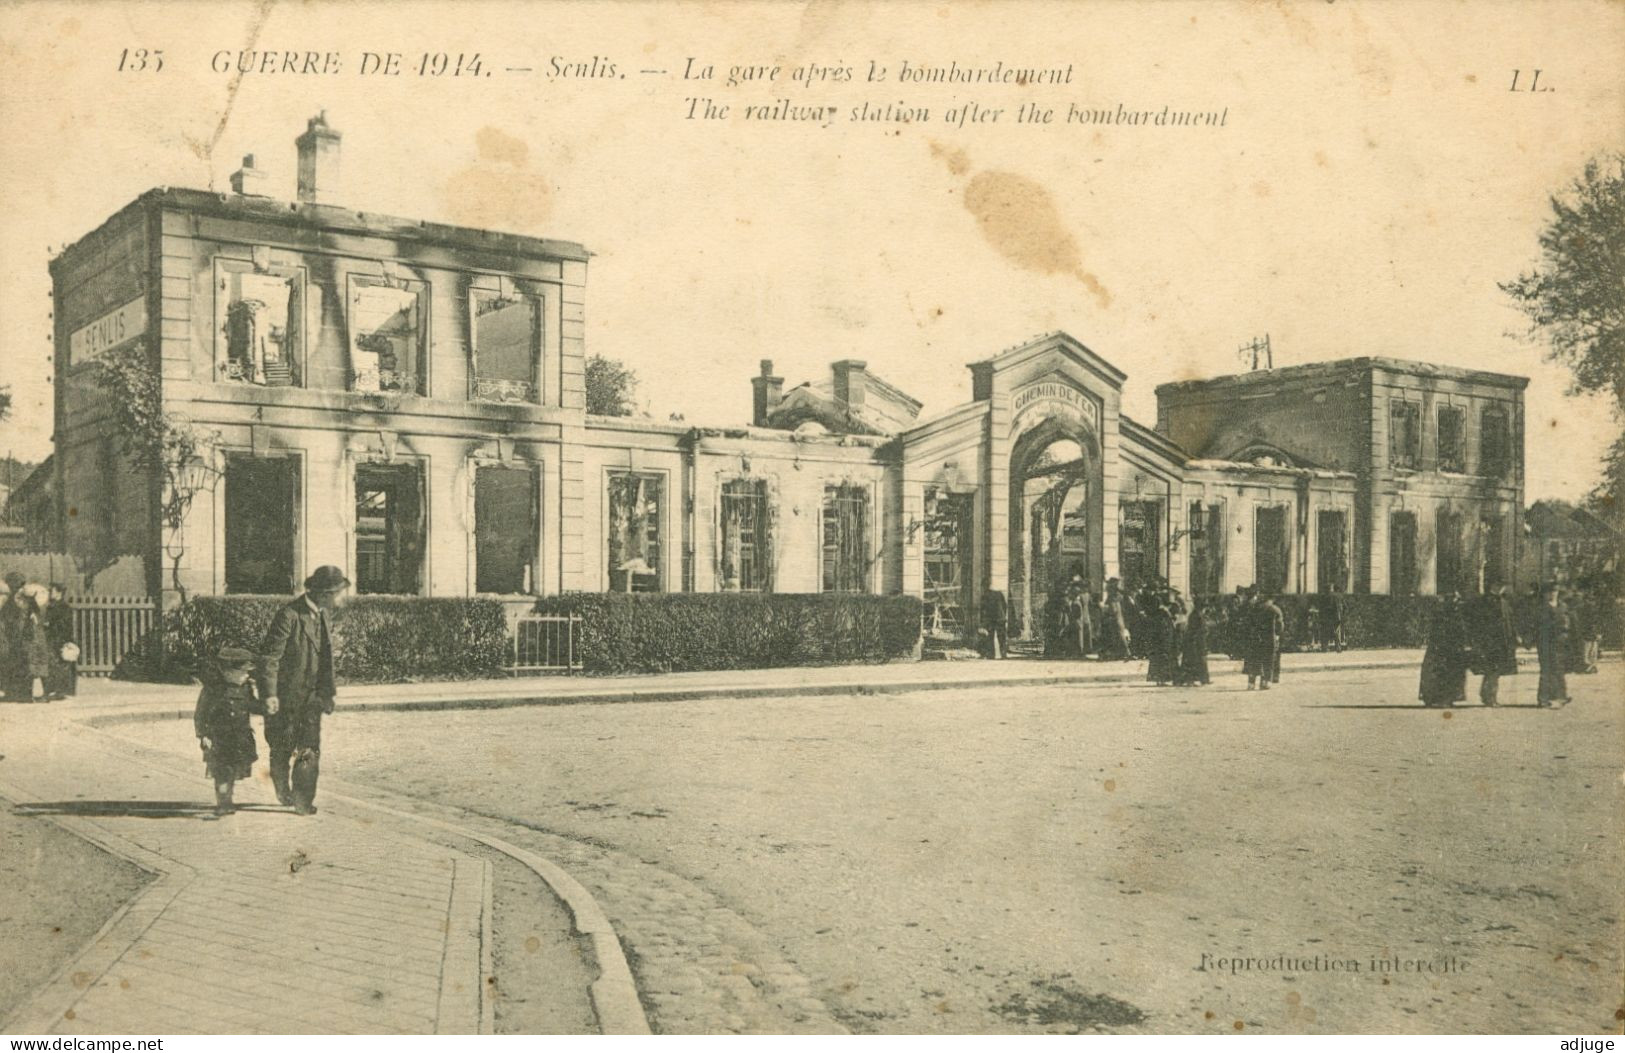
[1501,153,1625,517]
[94,340,220,596]
[585,354,640,416]
[0,384,10,422]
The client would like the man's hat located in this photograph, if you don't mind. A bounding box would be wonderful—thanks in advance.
[216,645,256,667]
[3,572,25,591]
[305,565,351,593]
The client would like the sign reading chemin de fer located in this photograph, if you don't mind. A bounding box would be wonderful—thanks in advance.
[69,296,146,365]
[1012,379,1099,431]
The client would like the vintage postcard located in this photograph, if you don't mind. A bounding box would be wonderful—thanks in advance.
[0,0,1621,1039]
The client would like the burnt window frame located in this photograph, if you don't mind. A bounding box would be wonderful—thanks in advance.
[347,273,429,396]
[1435,505,1465,596]
[472,460,541,596]
[1436,404,1466,474]
[1389,510,1419,596]
[468,283,544,405]
[1479,405,1511,480]
[605,470,666,593]
[352,458,429,596]
[820,481,873,594]
[1187,499,1225,596]
[213,257,306,387]
[222,450,303,595]
[1389,399,1421,470]
[719,478,773,593]
[1253,503,1291,595]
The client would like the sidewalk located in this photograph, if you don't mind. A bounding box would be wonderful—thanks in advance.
[0,705,495,1035]
[69,647,1436,724]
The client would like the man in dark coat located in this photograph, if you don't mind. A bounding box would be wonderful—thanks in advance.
[259,565,349,814]
[981,588,1009,660]
[1534,583,1571,707]
[1321,585,1346,653]
[1255,592,1284,690]
[1467,586,1518,706]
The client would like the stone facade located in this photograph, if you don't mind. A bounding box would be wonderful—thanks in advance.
[47,117,1528,632]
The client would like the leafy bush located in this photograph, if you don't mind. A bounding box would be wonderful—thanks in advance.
[115,595,510,683]
[533,592,923,674]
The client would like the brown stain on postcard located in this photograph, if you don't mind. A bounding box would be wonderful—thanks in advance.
[930,142,1111,308]
[962,170,1112,308]
[439,126,554,233]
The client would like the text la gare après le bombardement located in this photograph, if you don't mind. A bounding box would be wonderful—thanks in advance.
[164,49,1232,132]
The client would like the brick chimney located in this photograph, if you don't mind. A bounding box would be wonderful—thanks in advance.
[295,111,341,205]
[832,359,868,416]
[229,154,268,196]
[751,359,783,426]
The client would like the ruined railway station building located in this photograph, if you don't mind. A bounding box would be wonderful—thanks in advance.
[48,115,1526,639]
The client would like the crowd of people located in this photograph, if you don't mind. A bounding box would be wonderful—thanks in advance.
[986,574,1324,691]
[984,571,1606,710]
[1418,582,1603,709]
[0,571,78,703]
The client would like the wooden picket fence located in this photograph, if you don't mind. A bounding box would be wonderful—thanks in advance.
[69,595,158,677]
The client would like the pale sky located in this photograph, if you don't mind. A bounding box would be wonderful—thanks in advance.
[1,0,1621,499]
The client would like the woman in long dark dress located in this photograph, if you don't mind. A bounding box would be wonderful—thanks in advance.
[1145,601,1174,685]
[1419,593,1470,707]
[42,583,77,700]
[1181,602,1211,686]
[1535,584,1571,707]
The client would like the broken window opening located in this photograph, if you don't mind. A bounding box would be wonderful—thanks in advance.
[224,454,300,594]
[923,488,974,638]
[1390,511,1418,596]
[719,479,771,592]
[1436,506,1465,596]
[1118,500,1162,592]
[1389,400,1421,470]
[1437,406,1466,473]
[1188,500,1224,596]
[471,289,541,404]
[354,462,426,595]
[350,277,424,394]
[1254,505,1289,595]
[475,464,539,595]
[219,267,300,386]
[607,472,663,593]
[822,483,871,594]
[1480,406,1510,479]
[1316,509,1348,594]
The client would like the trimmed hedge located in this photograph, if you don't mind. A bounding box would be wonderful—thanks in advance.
[533,592,923,674]
[1198,592,1623,654]
[115,595,510,684]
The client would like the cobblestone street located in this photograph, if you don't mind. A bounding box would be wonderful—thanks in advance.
[40,658,1625,1034]
[317,661,1623,1035]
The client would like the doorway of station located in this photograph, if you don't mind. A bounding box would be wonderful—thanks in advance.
[1009,430,1097,640]
[922,487,974,641]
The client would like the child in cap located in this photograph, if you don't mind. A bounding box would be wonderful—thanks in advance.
[194,645,262,816]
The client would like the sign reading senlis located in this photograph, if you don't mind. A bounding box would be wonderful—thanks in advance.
[69,297,146,365]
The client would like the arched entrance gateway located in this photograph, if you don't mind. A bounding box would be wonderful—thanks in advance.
[1006,389,1105,639]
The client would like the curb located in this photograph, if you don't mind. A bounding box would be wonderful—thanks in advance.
[67,718,651,1037]
[326,791,651,1036]
[75,655,1432,726]
[0,766,195,1036]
